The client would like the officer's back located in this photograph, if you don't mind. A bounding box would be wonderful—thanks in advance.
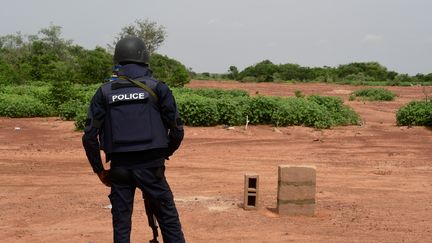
[82,36,185,243]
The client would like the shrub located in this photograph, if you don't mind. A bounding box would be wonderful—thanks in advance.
[240,76,257,82]
[0,60,20,85]
[0,84,52,105]
[74,107,88,131]
[171,90,360,128]
[396,101,432,126]
[351,88,396,101]
[0,83,361,130]
[49,80,78,108]
[307,95,360,126]
[270,95,360,129]
[247,96,282,124]
[74,83,99,104]
[190,88,249,99]
[172,87,250,125]
[0,94,54,117]
[59,99,87,121]
[271,97,331,128]
[343,73,376,82]
[294,90,304,98]
[216,97,249,126]
[176,94,219,126]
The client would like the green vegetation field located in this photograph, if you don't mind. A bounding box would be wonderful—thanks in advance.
[1,24,431,129]
[0,83,361,129]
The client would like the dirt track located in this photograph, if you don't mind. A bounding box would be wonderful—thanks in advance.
[1,80,431,242]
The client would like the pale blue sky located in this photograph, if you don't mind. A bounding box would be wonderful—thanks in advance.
[1,0,431,74]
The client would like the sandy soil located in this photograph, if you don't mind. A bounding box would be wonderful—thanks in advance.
[0,80,431,243]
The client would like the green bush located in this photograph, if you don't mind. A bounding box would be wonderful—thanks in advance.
[194,88,249,99]
[247,96,282,124]
[271,96,360,128]
[396,101,432,126]
[74,83,99,104]
[74,107,88,131]
[216,97,249,126]
[172,90,360,128]
[176,94,219,126]
[294,90,304,98]
[59,99,87,121]
[0,94,54,117]
[173,88,250,126]
[271,98,330,128]
[0,83,360,130]
[351,88,396,101]
[70,84,98,129]
[49,80,78,108]
[0,60,20,85]
[0,84,52,104]
[240,76,257,82]
[172,87,249,99]
[307,95,360,126]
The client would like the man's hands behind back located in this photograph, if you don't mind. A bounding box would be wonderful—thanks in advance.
[97,169,111,187]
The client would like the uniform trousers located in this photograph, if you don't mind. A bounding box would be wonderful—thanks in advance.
[109,163,185,243]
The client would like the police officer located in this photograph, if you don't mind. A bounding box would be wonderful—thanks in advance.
[82,36,185,243]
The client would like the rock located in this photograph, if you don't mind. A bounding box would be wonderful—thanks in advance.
[103,204,112,209]
[272,128,282,133]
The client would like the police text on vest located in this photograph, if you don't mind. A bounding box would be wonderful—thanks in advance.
[111,93,146,103]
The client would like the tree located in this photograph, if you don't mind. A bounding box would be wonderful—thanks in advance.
[336,62,389,81]
[0,32,34,83]
[149,54,190,87]
[0,58,19,84]
[38,25,73,56]
[111,19,167,55]
[27,25,76,82]
[76,46,112,83]
[227,65,239,80]
[238,60,279,82]
[278,63,302,81]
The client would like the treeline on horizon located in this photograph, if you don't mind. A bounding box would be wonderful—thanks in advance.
[1,24,432,87]
[197,60,432,86]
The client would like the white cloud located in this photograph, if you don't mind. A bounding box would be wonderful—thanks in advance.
[362,34,384,43]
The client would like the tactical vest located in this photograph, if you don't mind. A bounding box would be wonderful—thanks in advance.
[99,77,168,153]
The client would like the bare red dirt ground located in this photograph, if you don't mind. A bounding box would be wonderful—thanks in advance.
[1,80,431,243]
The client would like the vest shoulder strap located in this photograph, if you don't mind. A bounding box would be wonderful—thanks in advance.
[118,76,159,102]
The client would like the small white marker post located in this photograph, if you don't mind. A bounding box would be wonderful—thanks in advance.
[245,115,249,130]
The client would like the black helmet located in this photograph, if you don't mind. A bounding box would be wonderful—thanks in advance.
[113,36,149,64]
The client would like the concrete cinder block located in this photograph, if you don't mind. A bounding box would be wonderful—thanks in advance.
[277,203,315,216]
[244,173,259,210]
[278,165,316,183]
[278,184,316,201]
[277,165,316,216]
